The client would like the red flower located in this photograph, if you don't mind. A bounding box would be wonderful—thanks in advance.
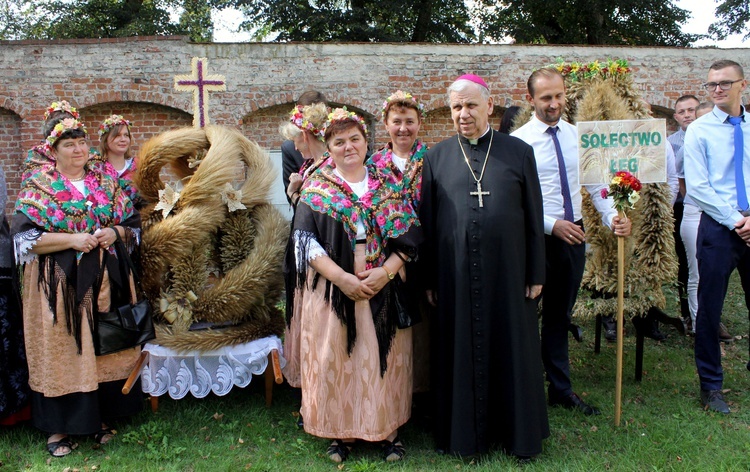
[600,189,609,199]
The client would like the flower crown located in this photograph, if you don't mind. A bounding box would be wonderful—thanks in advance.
[45,118,87,152]
[548,58,632,83]
[381,90,425,121]
[289,105,325,141]
[44,100,79,120]
[324,107,368,137]
[98,114,132,137]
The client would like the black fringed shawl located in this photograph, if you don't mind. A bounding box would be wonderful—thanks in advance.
[283,157,327,327]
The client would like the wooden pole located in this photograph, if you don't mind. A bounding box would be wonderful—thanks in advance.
[614,216,625,426]
[122,350,148,395]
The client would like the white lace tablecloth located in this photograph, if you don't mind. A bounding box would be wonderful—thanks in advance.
[141,336,286,399]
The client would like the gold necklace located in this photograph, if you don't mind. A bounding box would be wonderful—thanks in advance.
[68,171,86,182]
[457,131,493,207]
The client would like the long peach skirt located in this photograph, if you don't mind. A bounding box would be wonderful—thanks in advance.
[281,288,304,388]
[299,245,412,442]
[22,258,139,398]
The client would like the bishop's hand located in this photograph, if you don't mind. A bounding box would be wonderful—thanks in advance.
[526,284,542,299]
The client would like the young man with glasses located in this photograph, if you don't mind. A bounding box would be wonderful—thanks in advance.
[684,59,748,414]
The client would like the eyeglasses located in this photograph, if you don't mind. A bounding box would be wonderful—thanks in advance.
[703,79,743,92]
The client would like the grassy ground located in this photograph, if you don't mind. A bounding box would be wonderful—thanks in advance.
[1,276,749,471]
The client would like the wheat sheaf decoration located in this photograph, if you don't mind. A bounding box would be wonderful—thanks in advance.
[135,126,288,351]
[571,74,677,321]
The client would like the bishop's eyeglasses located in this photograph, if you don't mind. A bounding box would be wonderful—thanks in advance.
[702,79,744,92]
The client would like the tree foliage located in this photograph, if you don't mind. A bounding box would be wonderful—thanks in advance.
[1,0,710,47]
[477,0,699,46]
[710,0,750,41]
[232,0,475,42]
[1,0,215,42]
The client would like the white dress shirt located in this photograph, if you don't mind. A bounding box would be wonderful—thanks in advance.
[684,105,750,229]
[512,115,616,234]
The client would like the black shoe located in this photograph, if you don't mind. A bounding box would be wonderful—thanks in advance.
[632,316,667,341]
[602,316,617,342]
[569,323,583,343]
[295,414,304,429]
[549,392,601,415]
[513,454,534,464]
[647,319,667,341]
[700,389,730,414]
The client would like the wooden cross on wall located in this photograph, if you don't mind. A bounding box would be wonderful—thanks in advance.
[174,57,227,128]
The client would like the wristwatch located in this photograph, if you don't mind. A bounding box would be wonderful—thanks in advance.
[383,265,395,280]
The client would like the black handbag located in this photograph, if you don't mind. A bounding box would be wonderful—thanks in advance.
[392,275,421,329]
[94,231,155,356]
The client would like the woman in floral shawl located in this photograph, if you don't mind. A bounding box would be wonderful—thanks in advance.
[90,115,142,208]
[12,117,142,457]
[369,90,430,393]
[293,108,421,463]
[370,90,426,210]
[21,100,81,185]
[279,102,328,397]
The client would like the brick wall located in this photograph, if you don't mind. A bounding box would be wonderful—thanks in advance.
[2,36,748,216]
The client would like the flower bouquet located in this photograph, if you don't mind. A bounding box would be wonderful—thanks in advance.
[601,171,642,215]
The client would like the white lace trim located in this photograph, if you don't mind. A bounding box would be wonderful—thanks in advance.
[13,229,43,265]
[293,229,326,270]
[140,336,285,399]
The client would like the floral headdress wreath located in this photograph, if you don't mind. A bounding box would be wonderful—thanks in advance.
[324,107,368,137]
[548,58,632,83]
[45,100,80,120]
[98,114,132,138]
[289,105,325,141]
[381,90,425,121]
[45,117,87,152]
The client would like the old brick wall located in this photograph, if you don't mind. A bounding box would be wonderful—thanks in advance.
[1,36,747,216]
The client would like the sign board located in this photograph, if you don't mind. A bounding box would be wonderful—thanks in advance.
[577,119,667,185]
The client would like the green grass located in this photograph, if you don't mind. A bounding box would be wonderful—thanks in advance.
[1,275,749,471]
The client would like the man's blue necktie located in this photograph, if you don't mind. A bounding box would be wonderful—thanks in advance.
[546,126,574,221]
[728,116,748,211]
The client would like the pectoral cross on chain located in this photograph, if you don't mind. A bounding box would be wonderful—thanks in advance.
[470,181,490,207]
